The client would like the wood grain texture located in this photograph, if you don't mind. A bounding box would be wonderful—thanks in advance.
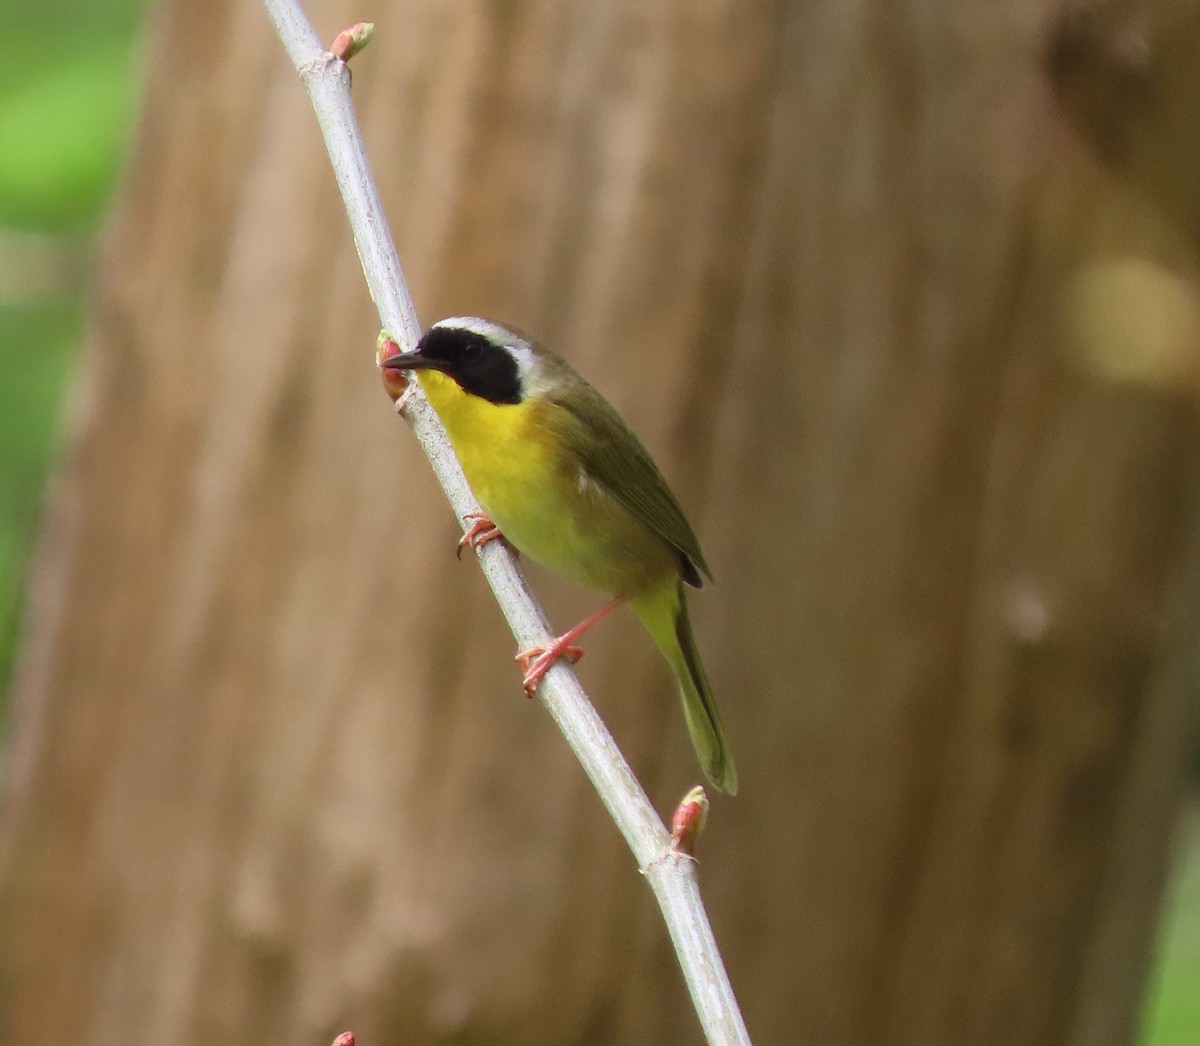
[2,1,1197,1044]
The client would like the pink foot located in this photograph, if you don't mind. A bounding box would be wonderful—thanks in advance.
[516,640,585,696]
[457,512,509,559]
[513,597,626,696]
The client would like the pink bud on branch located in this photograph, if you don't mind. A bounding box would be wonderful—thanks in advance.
[376,331,410,402]
[670,786,710,857]
[328,22,375,62]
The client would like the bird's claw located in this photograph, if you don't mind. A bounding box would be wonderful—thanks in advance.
[457,512,507,559]
[516,641,585,695]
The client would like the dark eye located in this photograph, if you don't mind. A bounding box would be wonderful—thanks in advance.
[462,342,483,362]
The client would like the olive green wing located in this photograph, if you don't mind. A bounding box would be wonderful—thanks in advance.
[552,382,712,586]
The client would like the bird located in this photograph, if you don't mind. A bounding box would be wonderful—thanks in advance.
[382,317,737,795]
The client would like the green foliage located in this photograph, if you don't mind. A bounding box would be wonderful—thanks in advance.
[0,304,81,689]
[0,0,147,230]
[0,0,147,692]
[1143,807,1200,1046]
[0,50,138,231]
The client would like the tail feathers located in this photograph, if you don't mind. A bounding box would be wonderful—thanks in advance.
[633,582,738,796]
[675,598,738,795]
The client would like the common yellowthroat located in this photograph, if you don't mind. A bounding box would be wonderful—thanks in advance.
[383,318,736,795]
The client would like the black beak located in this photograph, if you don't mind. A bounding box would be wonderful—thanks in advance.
[381,350,440,372]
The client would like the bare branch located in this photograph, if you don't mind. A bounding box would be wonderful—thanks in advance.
[260,5,752,1044]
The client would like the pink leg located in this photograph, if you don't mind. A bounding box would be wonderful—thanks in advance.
[516,597,625,695]
[457,512,510,559]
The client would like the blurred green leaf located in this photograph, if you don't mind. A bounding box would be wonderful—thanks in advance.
[1143,806,1200,1046]
[0,302,81,688]
[0,49,139,231]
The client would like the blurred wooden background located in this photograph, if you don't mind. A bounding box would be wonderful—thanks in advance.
[2,0,1199,1044]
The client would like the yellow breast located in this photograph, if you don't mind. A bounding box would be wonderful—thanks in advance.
[418,370,674,596]
[419,369,555,514]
